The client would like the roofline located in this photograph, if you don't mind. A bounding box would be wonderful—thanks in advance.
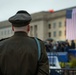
[0,6,76,22]
[31,6,76,15]
[54,6,76,12]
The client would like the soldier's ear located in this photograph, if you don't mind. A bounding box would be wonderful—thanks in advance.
[12,26,14,31]
[27,25,30,32]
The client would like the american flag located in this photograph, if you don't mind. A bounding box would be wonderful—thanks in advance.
[66,8,76,40]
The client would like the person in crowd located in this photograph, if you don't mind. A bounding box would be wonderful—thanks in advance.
[56,42,61,52]
[64,43,69,52]
[65,39,70,48]
[45,41,51,52]
[59,43,65,52]
[49,40,54,51]
[53,43,57,52]
[0,10,49,75]
[70,40,75,49]
[45,40,53,52]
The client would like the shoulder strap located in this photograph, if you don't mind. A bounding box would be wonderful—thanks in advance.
[34,37,41,61]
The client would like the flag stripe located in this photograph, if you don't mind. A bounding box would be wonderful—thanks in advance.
[66,8,76,40]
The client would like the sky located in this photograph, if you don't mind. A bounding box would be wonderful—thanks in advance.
[0,0,76,21]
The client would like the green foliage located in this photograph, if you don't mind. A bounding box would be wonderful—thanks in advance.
[59,62,66,68]
[59,56,76,68]
[69,57,76,68]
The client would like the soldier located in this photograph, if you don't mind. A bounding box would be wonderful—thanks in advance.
[0,10,49,75]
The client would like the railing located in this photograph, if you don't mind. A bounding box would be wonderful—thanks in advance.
[50,68,76,75]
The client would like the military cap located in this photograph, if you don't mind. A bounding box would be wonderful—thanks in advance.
[9,10,32,27]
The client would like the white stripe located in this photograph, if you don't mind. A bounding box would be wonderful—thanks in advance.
[66,8,76,40]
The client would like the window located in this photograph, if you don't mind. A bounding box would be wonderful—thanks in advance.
[1,31,3,35]
[30,26,33,36]
[4,31,6,35]
[11,30,12,34]
[65,20,66,27]
[8,30,9,34]
[59,31,62,36]
[59,22,62,27]
[53,31,56,37]
[64,30,66,35]
[34,25,37,37]
[65,24,66,27]
[48,32,51,37]
[48,24,51,29]
[53,23,56,28]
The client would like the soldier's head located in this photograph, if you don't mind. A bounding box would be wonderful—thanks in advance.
[8,10,32,33]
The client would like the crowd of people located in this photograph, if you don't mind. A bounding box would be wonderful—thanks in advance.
[45,39,76,52]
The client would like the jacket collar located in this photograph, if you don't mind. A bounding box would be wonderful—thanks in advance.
[14,31,28,37]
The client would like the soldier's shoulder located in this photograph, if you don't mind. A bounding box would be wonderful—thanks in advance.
[30,37,45,45]
[30,37,42,41]
[0,38,10,46]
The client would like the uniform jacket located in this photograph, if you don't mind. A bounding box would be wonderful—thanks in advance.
[0,31,49,75]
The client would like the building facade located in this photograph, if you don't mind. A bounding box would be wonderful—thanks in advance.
[29,10,66,41]
[0,21,14,40]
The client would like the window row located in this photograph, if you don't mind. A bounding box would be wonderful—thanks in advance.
[0,30,13,36]
[48,21,66,29]
[30,25,38,37]
[48,31,66,37]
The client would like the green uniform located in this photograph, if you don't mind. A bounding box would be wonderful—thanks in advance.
[0,31,49,75]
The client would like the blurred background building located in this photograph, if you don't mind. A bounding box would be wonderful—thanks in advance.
[0,6,75,41]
